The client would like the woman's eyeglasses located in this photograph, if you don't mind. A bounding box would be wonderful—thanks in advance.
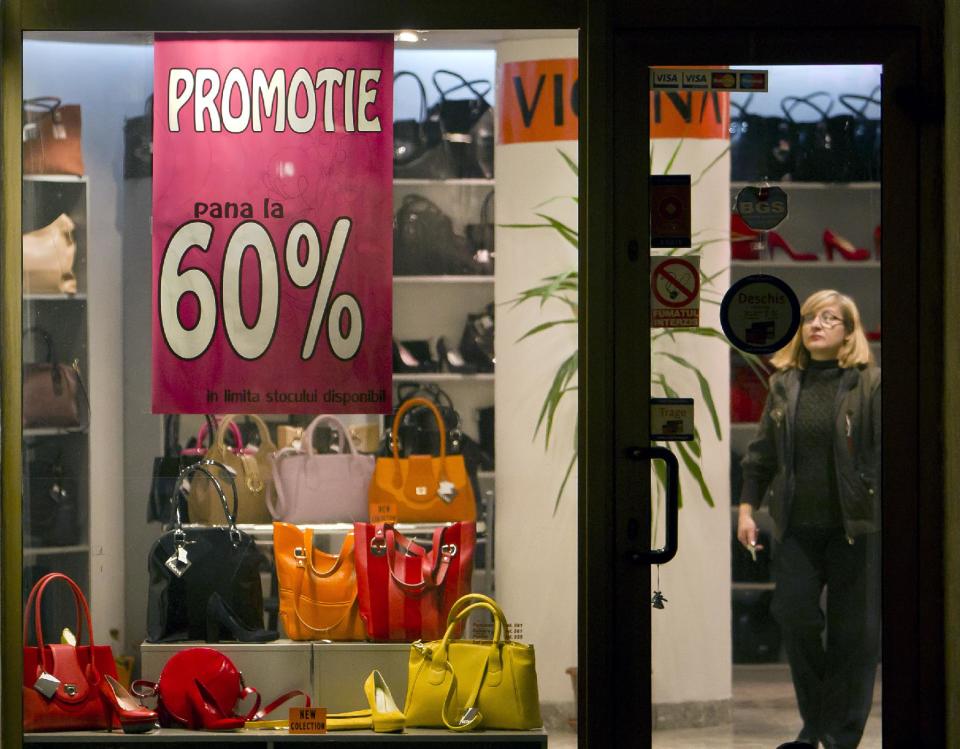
[802,311,844,329]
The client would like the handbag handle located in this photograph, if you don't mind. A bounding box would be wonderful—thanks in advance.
[23,573,100,683]
[197,416,244,451]
[443,592,508,631]
[391,397,448,461]
[172,460,240,528]
[729,93,755,119]
[22,325,58,365]
[301,414,355,456]
[781,91,833,122]
[215,414,272,452]
[23,96,63,114]
[838,85,881,118]
[381,524,457,595]
[431,70,492,105]
[162,414,181,457]
[394,70,429,124]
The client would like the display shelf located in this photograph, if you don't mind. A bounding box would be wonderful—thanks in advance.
[25,728,549,744]
[23,427,89,438]
[235,521,489,542]
[730,260,880,270]
[731,181,880,191]
[394,275,494,285]
[392,373,494,383]
[23,544,90,556]
[24,293,88,301]
[394,178,495,187]
[23,174,88,184]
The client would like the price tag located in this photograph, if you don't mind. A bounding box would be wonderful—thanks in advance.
[289,707,327,734]
[370,502,398,523]
[151,35,394,415]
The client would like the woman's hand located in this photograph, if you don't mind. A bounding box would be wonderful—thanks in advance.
[737,503,764,551]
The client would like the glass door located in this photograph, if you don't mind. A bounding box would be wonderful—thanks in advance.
[606,27,920,749]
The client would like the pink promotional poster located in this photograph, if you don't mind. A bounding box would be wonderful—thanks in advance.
[152,35,393,414]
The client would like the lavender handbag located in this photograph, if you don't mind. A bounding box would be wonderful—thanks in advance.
[269,415,375,524]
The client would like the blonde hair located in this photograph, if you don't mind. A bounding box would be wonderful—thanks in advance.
[769,289,875,370]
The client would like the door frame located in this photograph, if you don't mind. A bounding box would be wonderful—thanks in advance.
[596,25,943,747]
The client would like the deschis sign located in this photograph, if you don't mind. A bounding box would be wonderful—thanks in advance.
[152,35,393,414]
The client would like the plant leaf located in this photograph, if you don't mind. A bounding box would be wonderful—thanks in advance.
[662,138,685,175]
[533,213,578,248]
[675,440,715,507]
[655,351,721,440]
[535,351,578,447]
[557,148,579,177]
[516,318,577,343]
[553,451,578,516]
[691,144,732,186]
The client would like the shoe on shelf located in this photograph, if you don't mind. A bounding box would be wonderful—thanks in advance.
[437,337,476,374]
[205,592,277,644]
[365,669,405,733]
[823,228,871,261]
[189,678,246,731]
[392,339,437,373]
[100,673,158,734]
[731,213,818,261]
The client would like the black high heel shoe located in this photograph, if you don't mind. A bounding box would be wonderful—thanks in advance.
[392,339,437,373]
[205,592,277,643]
[437,337,477,374]
[459,305,495,373]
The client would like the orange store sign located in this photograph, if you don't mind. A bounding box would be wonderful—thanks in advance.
[651,89,730,139]
[498,58,579,144]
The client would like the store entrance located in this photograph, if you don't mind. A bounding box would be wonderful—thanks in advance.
[601,26,921,747]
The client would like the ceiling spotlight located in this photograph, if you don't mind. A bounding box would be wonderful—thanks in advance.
[394,30,420,43]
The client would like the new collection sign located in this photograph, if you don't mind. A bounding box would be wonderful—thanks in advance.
[151,35,393,414]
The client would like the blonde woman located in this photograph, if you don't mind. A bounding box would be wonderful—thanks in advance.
[738,289,880,749]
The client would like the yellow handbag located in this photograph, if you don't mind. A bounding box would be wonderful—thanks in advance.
[404,593,541,732]
[273,522,366,641]
[188,415,274,524]
[368,398,476,523]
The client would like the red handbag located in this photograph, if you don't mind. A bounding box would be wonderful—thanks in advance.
[133,647,309,730]
[23,573,120,732]
[354,522,475,641]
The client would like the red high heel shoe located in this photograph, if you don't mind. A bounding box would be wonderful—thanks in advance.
[823,229,871,261]
[99,674,159,734]
[731,213,817,261]
[731,213,764,260]
[189,679,247,730]
[766,230,818,261]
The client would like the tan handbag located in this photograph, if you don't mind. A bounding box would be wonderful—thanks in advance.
[188,415,275,524]
[273,522,365,641]
[23,97,85,176]
[23,214,77,295]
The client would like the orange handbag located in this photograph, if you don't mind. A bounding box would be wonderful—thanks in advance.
[273,522,365,641]
[368,397,477,523]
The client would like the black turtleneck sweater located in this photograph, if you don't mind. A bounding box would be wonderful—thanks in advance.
[789,358,844,529]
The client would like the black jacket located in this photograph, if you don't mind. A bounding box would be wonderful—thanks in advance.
[740,363,881,541]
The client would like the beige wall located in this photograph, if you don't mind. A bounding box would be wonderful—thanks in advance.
[944,0,960,743]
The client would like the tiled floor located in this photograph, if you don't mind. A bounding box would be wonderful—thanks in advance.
[548,663,882,748]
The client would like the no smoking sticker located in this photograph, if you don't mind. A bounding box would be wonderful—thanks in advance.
[651,256,700,328]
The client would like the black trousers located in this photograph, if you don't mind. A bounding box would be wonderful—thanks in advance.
[771,526,881,748]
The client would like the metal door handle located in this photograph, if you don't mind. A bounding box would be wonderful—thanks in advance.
[625,446,679,564]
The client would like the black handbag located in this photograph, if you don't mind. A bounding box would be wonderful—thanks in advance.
[146,461,268,643]
[24,450,80,547]
[393,194,479,275]
[781,92,859,182]
[838,86,881,181]
[729,94,793,181]
[393,71,450,179]
[429,70,494,179]
[465,190,495,275]
[123,95,153,179]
